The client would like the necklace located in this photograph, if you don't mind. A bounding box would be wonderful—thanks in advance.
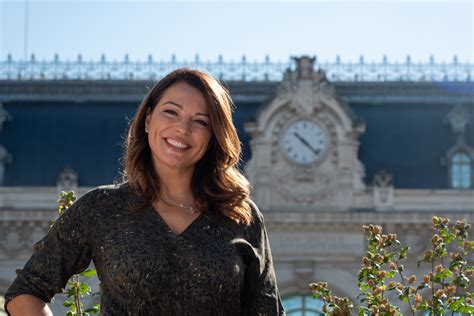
[161,194,199,213]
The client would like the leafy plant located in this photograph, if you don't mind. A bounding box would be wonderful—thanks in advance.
[309,216,473,316]
[54,191,100,316]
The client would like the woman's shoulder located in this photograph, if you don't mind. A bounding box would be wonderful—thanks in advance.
[247,199,265,226]
[72,182,140,214]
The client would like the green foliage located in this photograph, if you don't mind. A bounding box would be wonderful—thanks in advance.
[54,191,100,315]
[309,216,473,316]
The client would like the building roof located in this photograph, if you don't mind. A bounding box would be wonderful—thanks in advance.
[0,80,473,188]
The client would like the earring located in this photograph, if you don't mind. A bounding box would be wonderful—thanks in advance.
[145,126,149,133]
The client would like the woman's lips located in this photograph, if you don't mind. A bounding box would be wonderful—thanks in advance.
[164,137,190,150]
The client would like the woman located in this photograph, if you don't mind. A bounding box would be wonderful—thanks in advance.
[4,68,285,315]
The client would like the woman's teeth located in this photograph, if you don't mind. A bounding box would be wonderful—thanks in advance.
[166,138,189,149]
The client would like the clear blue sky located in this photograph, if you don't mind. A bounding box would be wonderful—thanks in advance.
[1,0,473,63]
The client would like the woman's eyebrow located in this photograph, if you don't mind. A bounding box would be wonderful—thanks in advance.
[163,101,182,108]
[163,101,210,117]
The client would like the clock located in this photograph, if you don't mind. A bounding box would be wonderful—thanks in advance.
[280,120,328,165]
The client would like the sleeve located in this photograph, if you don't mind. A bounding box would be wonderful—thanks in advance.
[241,200,286,315]
[3,189,98,314]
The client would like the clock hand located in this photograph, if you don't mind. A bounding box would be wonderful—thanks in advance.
[293,132,321,156]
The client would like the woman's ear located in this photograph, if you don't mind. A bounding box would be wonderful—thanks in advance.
[145,108,151,131]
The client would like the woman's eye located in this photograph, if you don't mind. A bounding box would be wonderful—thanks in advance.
[194,119,209,127]
[163,109,178,116]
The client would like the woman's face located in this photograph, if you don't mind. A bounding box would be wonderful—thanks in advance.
[145,82,212,175]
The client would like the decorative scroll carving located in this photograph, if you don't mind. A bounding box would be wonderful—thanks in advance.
[445,104,469,135]
[57,166,78,192]
[0,102,11,133]
[0,145,12,186]
[372,170,394,209]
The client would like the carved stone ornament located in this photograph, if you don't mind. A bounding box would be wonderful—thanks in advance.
[373,170,393,188]
[0,145,12,186]
[274,170,332,206]
[0,102,12,133]
[445,104,469,135]
[372,170,394,208]
[57,166,78,191]
[244,56,366,211]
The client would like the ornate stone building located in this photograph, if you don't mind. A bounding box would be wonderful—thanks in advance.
[0,56,473,315]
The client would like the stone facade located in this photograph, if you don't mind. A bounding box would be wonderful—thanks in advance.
[1,57,473,314]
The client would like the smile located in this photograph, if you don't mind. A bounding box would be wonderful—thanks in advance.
[165,138,190,149]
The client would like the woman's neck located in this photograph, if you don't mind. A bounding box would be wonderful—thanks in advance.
[154,164,194,199]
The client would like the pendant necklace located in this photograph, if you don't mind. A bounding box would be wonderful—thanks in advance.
[161,194,198,213]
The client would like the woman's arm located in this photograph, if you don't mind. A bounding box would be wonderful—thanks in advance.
[5,294,53,316]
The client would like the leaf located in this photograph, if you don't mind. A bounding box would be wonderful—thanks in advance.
[386,270,396,278]
[358,307,368,316]
[79,283,92,295]
[81,268,97,278]
[447,297,463,311]
[63,300,74,307]
[440,230,456,244]
[434,269,453,279]
[416,284,429,290]
[84,305,100,314]
[398,246,410,260]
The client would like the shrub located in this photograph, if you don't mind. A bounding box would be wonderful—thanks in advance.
[309,216,473,316]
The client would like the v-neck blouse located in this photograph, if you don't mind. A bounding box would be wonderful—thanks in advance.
[4,183,285,315]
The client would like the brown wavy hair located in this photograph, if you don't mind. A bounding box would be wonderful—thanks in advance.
[122,68,252,225]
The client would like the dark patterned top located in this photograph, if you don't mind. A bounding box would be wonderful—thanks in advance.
[4,183,285,315]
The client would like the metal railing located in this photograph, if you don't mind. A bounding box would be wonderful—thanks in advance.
[1,54,472,82]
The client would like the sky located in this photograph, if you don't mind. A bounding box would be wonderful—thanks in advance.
[0,0,473,64]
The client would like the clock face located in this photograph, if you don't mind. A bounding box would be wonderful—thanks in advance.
[280,120,328,164]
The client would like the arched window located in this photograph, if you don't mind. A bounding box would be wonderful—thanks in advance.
[451,152,471,188]
[282,294,325,316]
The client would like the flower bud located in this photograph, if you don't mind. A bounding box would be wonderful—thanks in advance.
[378,271,387,278]
[389,280,395,288]
[390,262,397,271]
[465,269,473,276]
[322,304,329,313]
[416,294,422,303]
[435,264,444,273]
[435,289,446,298]
[431,234,442,245]
[372,225,381,235]
[363,225,370,234]
[466,298,473,305]
[373,286,383,296]
[446,285,456,294]
[423,274,430,284]
[363,257,371,267]
[309,283,318,292]
[407,275,416,284]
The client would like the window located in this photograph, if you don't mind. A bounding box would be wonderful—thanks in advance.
[283,294,325,316]
[451,152,471,188]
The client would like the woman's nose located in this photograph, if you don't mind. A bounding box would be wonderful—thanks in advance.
[177,118,192,135]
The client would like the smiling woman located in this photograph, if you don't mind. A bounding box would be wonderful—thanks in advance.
[4,68,286,315]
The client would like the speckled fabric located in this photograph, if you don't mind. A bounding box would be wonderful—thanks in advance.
[4,183,285,315]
